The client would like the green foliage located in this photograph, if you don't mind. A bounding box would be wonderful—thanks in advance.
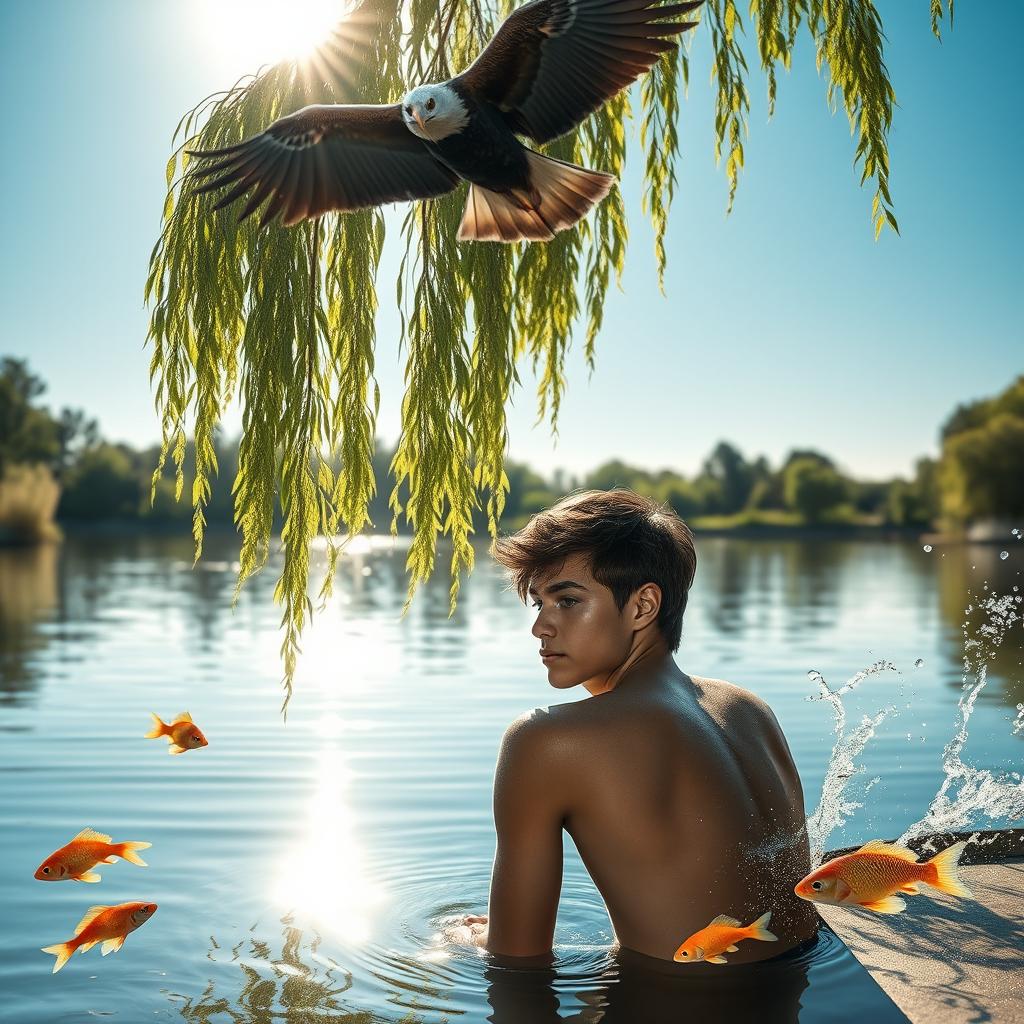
[930,0,954,41]
[58,445,142,521]
[803,0,899,239]
[700,440,755,511]
[146,0,938,706]
[939,413,1024,525]
[0,359,61,476]
[940,374,1024,442]
[783,456,848,522]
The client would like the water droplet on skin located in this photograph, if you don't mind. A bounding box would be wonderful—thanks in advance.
[1000,551,1009,560]
[923,544,933,552]
[914,658,924,668]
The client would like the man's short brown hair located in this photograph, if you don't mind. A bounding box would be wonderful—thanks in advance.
[490,488,698,652]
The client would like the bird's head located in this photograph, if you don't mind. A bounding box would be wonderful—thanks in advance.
[401,84,468,142]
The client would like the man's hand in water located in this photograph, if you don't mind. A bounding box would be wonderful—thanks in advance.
[442,914,489,947]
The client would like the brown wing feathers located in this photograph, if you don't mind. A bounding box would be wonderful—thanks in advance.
[459,0,703,144]
[186,104,459,228]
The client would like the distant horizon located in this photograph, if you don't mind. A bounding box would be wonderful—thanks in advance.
[2,2,1020,484]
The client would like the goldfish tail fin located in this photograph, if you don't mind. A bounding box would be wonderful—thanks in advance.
[41,942,75,973]
[117,842,151,867]
[926,841,974,898]
[748,911,777,941]
[144,713,166,739]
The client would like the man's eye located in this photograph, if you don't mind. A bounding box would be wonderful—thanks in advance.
[531,597,576,610]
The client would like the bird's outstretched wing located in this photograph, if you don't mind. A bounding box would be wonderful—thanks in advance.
[456,0,703,145]
[186,104,460,228]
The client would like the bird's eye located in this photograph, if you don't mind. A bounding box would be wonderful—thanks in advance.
[426,97,436,111]
[404,105,412,114]
[811,880,824,891]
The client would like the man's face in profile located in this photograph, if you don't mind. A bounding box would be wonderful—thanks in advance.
[527,552,634,691]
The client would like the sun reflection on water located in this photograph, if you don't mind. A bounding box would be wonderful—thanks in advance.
[272,747,387,943]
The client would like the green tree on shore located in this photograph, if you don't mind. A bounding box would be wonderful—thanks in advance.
[938,376,1024,524]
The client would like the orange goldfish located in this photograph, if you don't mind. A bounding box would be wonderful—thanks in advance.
[145,711,208,754]
[673,911,777,964]
[34,827,151,883]
[41,901,157,973]
[794,839,973,914]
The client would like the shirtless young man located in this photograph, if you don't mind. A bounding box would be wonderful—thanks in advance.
[449,488,819,967]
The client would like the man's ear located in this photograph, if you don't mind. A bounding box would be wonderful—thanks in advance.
[632,582,662,629]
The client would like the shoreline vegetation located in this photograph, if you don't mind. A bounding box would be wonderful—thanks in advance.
[1,359,1021,548]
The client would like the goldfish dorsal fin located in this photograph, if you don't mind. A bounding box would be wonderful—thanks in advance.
[174,711,193,723]
[73,827,112,845]
[74,905,110,936]
[856,839,919,862]
[709,914,741,928]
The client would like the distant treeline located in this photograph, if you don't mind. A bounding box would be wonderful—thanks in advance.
[1,357,1022,542]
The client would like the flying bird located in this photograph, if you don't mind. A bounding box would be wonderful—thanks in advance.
[186,0,704,242]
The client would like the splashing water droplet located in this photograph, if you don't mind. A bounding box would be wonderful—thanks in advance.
[914,658,924,668]
[923,544,933,552]
[804,659,898,866]
[1000,551,1009,560]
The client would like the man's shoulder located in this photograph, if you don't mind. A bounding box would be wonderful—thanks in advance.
[692,674,779,720]
[500,702,598,763]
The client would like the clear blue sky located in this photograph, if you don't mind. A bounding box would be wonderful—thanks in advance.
[1,1,1019,482]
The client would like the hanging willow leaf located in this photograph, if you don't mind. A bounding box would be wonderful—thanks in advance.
[146,0,947,709]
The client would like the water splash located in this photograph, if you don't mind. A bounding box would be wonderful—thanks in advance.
[806,584,1024,860]
[898,590,1024,843]
[803,661,899,867]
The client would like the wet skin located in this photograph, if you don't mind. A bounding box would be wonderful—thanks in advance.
[470,551,819,965]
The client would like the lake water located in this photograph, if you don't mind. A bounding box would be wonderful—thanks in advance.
[0,531,1021,1022]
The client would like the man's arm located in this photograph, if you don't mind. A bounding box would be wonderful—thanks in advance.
[484,712,568,961]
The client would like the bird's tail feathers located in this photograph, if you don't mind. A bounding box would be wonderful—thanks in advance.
[457,151,614,243]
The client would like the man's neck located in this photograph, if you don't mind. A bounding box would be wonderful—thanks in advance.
[582,642,681,697]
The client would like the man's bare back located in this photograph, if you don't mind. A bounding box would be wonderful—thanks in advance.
[545,670,819,963]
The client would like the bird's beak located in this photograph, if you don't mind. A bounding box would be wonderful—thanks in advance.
[413,109,428,135]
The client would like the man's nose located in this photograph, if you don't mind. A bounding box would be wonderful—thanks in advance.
[531,613,554,641]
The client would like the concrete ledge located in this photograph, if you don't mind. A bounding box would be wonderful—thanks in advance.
[818,848,1024,1023]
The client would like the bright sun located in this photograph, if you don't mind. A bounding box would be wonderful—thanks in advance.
[197,0,348,77]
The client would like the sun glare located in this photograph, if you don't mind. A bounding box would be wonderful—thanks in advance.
[197,0,348,77]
